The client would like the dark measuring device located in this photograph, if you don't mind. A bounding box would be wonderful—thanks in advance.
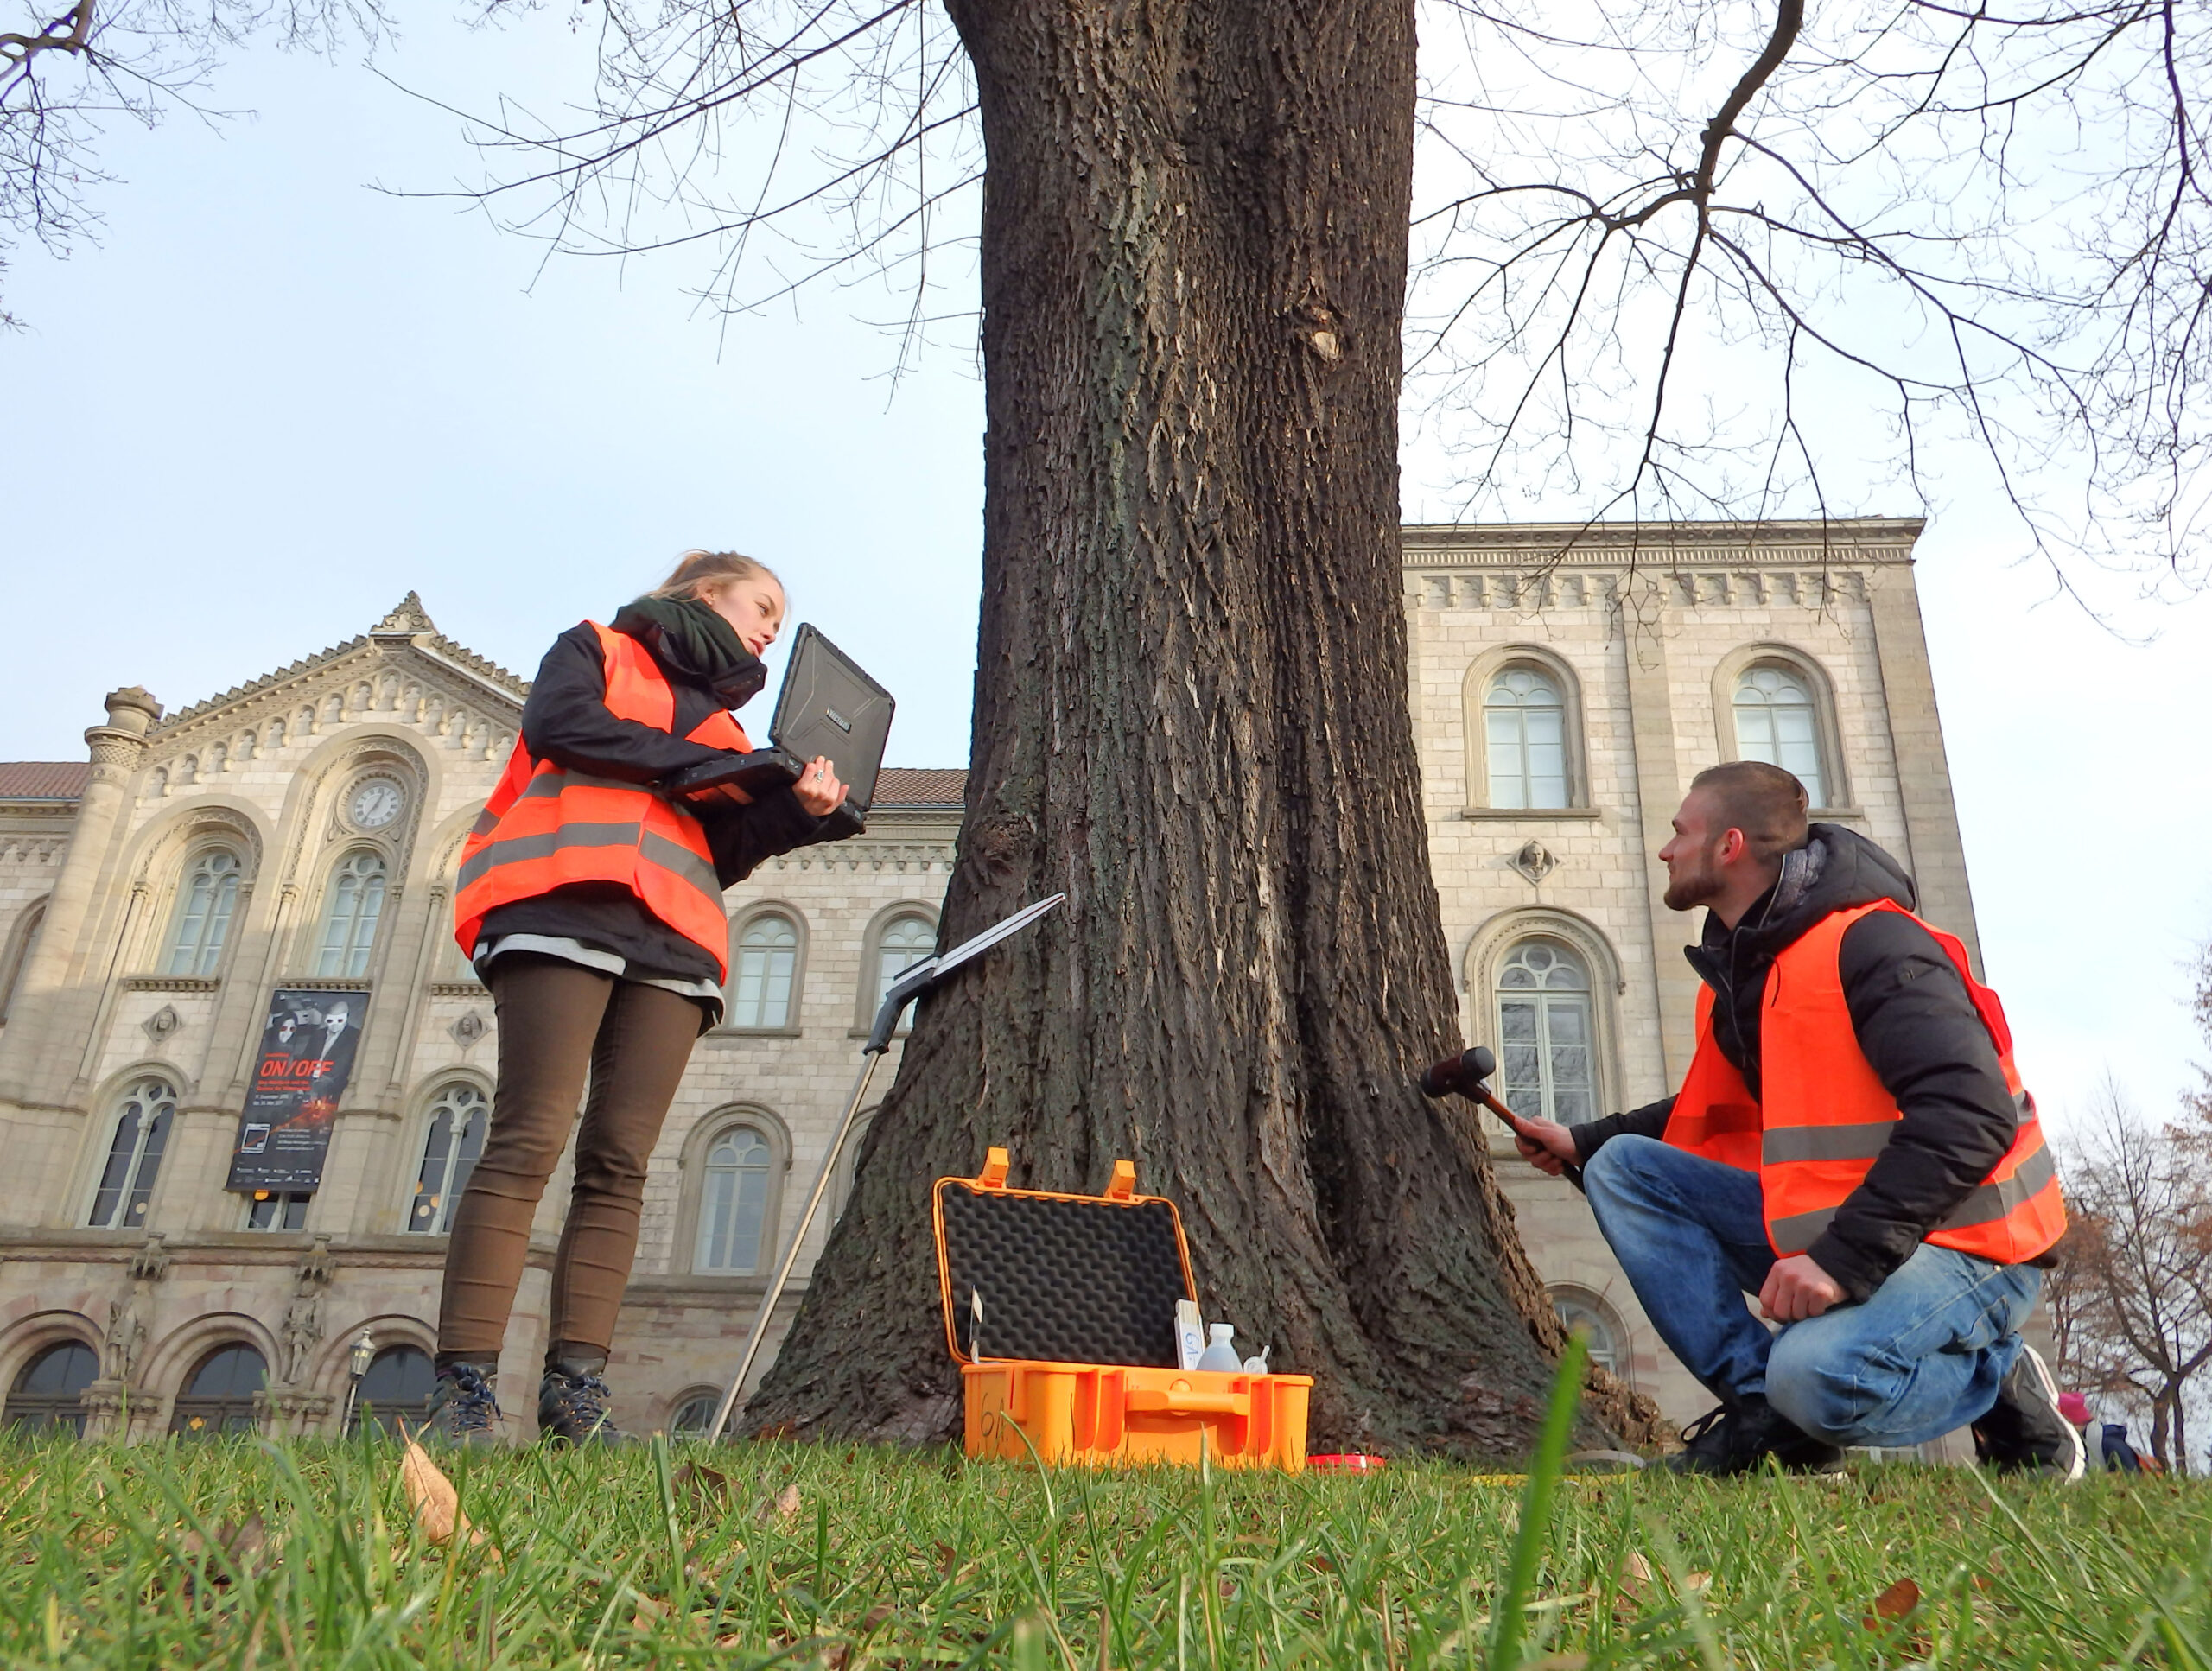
[663,623,894,840]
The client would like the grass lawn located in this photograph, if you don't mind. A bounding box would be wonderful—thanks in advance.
[4,1421,2207,1669]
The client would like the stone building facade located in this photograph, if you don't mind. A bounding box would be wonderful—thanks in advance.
[0,519,1990,1440]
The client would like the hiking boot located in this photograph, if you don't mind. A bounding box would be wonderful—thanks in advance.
[422,1363,504,1447]
[1971,1345,2085,1480]
[537,1364,632,1446]
[1666,1394,1846,1477]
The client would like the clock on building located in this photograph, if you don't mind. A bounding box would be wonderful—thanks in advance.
[347,779,404,830]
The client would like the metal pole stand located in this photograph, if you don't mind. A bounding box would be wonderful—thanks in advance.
[707,893,1065,1440]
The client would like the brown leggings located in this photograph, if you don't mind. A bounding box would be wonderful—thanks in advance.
[436,954,702,1364]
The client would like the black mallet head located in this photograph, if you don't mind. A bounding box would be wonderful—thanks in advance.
[1418,1045,1497,1099]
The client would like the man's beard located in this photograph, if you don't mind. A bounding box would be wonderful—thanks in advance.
[1663,848,1724,912]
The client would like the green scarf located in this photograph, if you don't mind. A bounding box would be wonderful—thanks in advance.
[611,595,767,706]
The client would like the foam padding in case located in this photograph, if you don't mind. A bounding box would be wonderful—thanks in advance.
[937,1181,1192,1369]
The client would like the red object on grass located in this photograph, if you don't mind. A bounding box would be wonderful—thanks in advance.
[1306,1453,1388,1473]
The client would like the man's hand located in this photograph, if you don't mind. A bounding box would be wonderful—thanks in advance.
[1758,1254,1847,1323]
[1512,1116,1580,1179]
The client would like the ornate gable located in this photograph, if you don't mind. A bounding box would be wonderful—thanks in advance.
[141,598,531,779]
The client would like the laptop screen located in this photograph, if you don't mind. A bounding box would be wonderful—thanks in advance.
[768,624,895,814]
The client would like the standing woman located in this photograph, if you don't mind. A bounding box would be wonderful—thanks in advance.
[428,550,848,1444]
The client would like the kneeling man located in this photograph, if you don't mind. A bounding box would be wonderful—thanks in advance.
[1512,762,2081,1477]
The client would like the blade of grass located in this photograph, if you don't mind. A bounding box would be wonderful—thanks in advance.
[1487,1330,1587,1671]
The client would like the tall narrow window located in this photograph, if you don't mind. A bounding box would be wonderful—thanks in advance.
[1496,940,1596,1125]
[169,1344,265,1438]
[874,914,937,1007]
[3,1342,98,1436]
[728,914,799,1030]
[408,1083,488,1234]
[87,1077,175,1229]
[163,849,242,976]
[1733,664,1827,806]
[1484,669,1569,809]
[315,852,386,978]
[695,1124,774,1274]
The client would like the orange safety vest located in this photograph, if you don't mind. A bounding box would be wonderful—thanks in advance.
[454,623,750,980]
[1663,900,2066,1264]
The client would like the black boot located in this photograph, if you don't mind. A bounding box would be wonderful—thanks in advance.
[423,1362,504,1447]
[1971,1345,2085,1479]
[537,1350,632,1446]
[1666,1393,1845,1477]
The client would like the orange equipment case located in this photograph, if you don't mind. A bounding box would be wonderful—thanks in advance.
[932,1147,1313,1471]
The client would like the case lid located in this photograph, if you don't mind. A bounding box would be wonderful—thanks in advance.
[932,1148,1196,1369]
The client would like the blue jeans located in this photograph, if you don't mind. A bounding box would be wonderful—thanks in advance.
[1581,1135,2041,1448]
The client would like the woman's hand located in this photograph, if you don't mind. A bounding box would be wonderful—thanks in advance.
[793,755,849,816]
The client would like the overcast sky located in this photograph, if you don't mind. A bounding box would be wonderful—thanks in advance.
[3,13,2208,1134]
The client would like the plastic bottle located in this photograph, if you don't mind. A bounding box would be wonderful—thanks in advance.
[1195,1323,1242,1372]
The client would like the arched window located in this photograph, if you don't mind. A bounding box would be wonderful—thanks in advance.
[315,851,386,978]
[408,1083,488,1234]
[696,1124,775,1274]
[352,1345,435,1436]
[669,1389,720,1436]
[1732,664,1827,807]
[1550,1289,1627,1380]
[169,1344,265,1438]
[87,1077,176,1229]
[0,898,48,1024]
[1496,940,1595,1125]
[728,913,800,1030]
[162,849,242,976]
[3,1342,98,1436]
[874,914,937,1008]
[1484,668,1569,810]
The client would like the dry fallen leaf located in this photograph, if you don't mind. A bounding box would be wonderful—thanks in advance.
[859,1602,894,1633]
[1531,1655,1590,1670]
[1866,1577,1921,1627]
[674,1460,728,1506]
[1679,1571,1713,1595]
[1620,1552,1654,1594]
[400,1440,496,1557]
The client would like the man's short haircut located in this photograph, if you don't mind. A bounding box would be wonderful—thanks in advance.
[1688,761,1809,862]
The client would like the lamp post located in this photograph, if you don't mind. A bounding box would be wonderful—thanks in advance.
[343,1330,375,1435]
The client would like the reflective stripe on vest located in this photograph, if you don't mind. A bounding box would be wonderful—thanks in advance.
[452,623,750,979]
[1662,900,2067,1265]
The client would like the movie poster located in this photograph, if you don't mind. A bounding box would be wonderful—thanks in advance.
[226,988,369,1193]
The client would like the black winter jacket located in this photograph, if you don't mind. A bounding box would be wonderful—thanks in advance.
[1569,824,2026,1302]
[474,619,840,982]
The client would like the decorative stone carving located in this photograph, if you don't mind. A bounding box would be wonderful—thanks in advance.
[126,1232,172,1284]
[450,1011,489,1047]
[1509,841,1557,886]
[142,1005,182,1044]
[100,1235,170,1384]
[276,1236,337,1389]
[100,1299,147,1384]
[371,592,439,638]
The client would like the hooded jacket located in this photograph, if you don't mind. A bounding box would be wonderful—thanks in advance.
[1569,824,2029,1301]
[471,618,841,983]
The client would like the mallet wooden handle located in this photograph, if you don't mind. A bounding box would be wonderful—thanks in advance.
[1420,1048,1586,1191]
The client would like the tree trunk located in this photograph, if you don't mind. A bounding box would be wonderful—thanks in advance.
[742,0,1662,1457]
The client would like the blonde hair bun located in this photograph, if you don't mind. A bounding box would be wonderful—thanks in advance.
[651,550,782,602]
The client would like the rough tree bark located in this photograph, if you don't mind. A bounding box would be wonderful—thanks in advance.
[742,0,1662,1457]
